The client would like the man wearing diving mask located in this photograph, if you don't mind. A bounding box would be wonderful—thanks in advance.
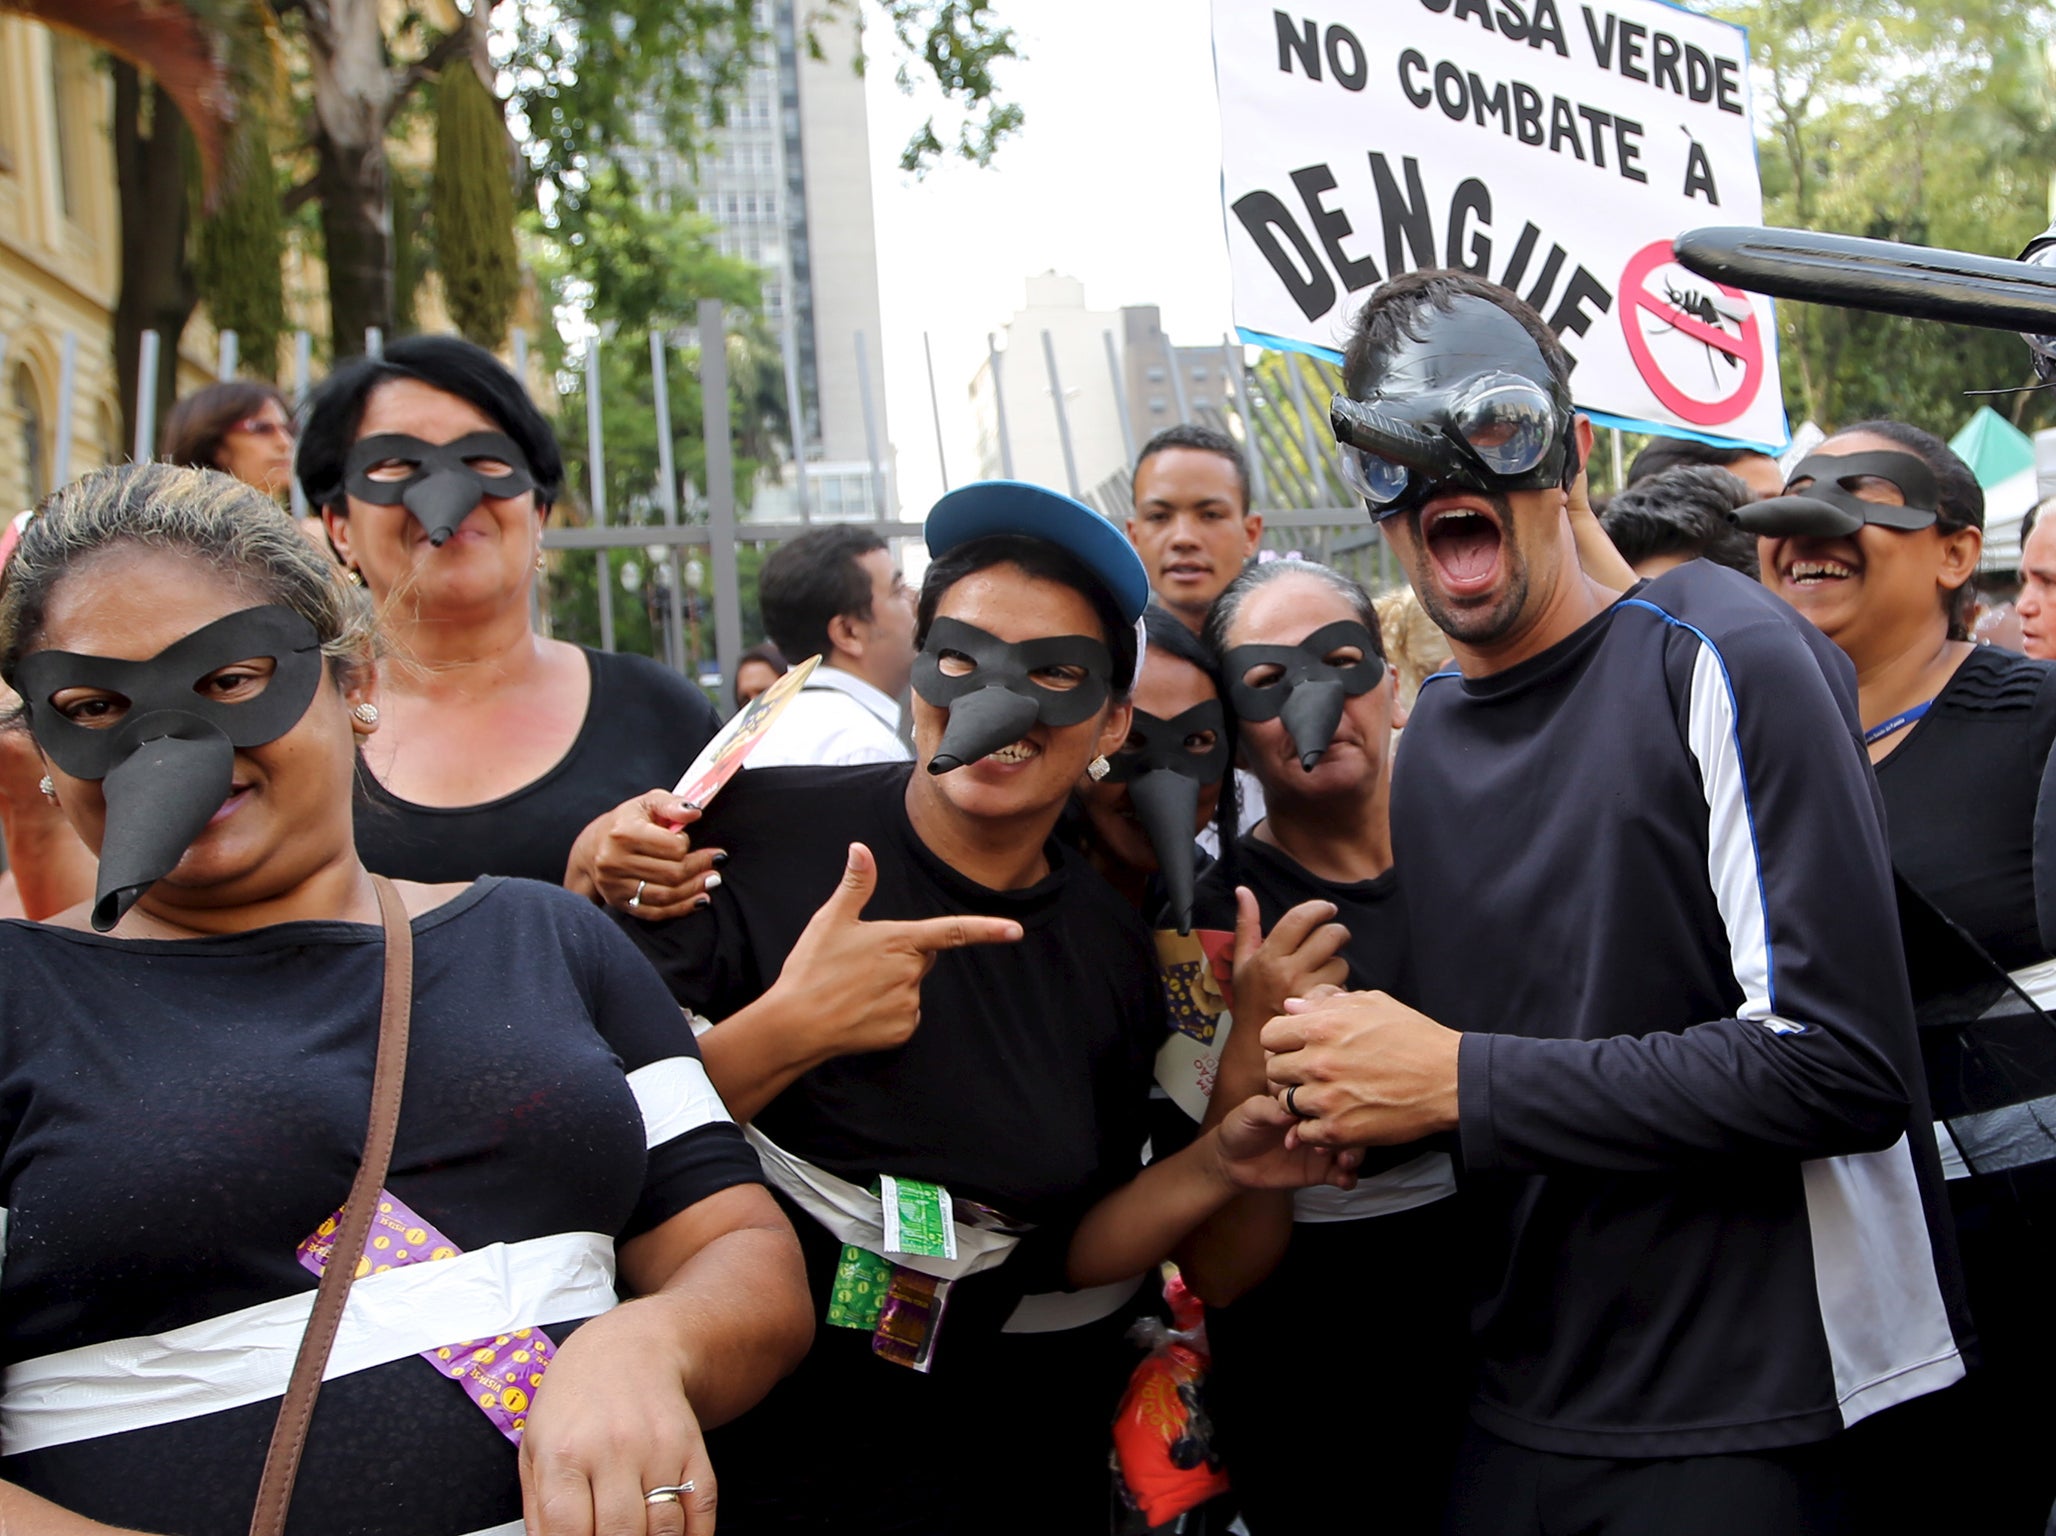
[1263,270,1969,1532]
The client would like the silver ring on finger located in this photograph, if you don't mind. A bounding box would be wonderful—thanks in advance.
[646,1482,695,1505]
[629,879,647,910]
[1284,1084,1314,1120]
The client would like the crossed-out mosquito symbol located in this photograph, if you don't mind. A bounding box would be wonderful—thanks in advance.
[1648,279,1754,388]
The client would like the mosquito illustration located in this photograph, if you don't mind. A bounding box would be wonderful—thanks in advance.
[1650,278,1752,387]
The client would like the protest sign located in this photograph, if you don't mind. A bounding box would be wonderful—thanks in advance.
[1213,0,1785,448]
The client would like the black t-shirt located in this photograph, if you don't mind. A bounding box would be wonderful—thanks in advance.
[618,763,1164,1532]
[1193,832,1412,1001]
[0,879,760,1536]
[1877,643,2056,972]
[1396,564,1967,1457]
[356,647,721,884]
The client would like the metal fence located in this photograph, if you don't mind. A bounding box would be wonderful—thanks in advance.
[81,303,1403,700]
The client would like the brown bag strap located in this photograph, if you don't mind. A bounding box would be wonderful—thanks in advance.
[248,874,415,1536]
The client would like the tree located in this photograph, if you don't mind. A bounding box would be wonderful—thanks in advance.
[1708,0,2056,433]
[431,55,521,347]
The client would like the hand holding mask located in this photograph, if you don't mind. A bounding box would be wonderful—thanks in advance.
[10,606,325,930]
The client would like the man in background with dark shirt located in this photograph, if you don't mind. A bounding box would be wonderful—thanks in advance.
[1127,425,1263,634]
[1263,270,1970,1533]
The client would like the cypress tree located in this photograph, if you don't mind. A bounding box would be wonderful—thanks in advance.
[431,63,520,350]
[191,15,286,379]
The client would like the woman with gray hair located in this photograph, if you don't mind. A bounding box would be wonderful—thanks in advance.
[0,462,810,1536]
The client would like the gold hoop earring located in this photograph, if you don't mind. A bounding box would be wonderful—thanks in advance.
[535,548,547,574]
[345,567,365,587]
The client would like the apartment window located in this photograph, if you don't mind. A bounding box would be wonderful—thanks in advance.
[1145,367,1165,383]
[1190,365,1209,382]
[13,367,46,504]
[49,41,84,219]
[1147,397,1166,414]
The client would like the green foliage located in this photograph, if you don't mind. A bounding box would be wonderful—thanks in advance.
[192,104,287,376]
[867,0,1023,172]
[1706,0,2056,434]
[431,64,522,349]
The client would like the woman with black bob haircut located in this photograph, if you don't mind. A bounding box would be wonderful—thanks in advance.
[297,335,724,913]
[618,481,1360,1535]
[1746,416,2056,1531]
[0,462,811,1536]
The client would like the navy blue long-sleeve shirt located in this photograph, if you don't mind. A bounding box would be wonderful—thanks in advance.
[1394,560,1971,1457]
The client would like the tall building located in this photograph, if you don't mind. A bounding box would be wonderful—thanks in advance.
[628,1,894,521]
[968,274,1241,512]
[2,19,131,512]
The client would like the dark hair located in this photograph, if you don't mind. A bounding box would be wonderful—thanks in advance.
[1626,435,1770,486]
[0,464,376,692]
[295,335,565,513]
[759,525,888,664]
[161,380,291,475]
[1832,419,1984,641]
[917,534,1139,696]
[1342,269,1573,402]
[1601,466,1759,577]
[1133,424,1251,513]
[1203,557,1385,661]
[732,641,789,709]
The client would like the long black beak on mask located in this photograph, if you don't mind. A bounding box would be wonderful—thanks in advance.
[402,475,484,547]
[928,688,1043,775]
[1128,769,1201,935]
[90,727,236,932]
[1329,396,1459,479]
[1279,681,1347,772]
[1731,495,1865,539]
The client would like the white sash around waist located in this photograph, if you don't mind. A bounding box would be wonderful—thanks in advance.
[743,1126,1146,1331]
[743,1125,1022,1283]
[2,1230,618,1455]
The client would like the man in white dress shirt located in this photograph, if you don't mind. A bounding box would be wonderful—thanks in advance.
[746,525,917,767]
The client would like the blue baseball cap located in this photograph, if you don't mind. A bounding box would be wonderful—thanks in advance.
[924,480,1151,624]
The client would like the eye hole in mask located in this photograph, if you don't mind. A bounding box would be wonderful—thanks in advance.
[48,657,281,731]
[342,431,538,547]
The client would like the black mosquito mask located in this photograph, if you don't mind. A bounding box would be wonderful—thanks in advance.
[1732,451,1942,539]
[1329,296,1578,521]
[343,432,537,546]
[12,606,325,931]
[1224,620,1384,772]
[912,617,1114,775]
[1102,701,1229,936]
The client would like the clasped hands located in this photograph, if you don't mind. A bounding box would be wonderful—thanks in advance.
[1234,890,1465,1151]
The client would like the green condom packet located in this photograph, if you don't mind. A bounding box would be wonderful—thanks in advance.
[880,1174,957,1262]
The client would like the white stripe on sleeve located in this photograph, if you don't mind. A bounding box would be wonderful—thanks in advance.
[1681,641,1775,1022]
[628,1055,732,1150]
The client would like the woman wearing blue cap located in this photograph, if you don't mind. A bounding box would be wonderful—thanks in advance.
[619,481,1361,1534]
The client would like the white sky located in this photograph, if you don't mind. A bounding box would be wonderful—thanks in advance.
[860,0,1234,518]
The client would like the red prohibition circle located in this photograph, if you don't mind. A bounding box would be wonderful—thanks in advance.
[1619,239,1764,428]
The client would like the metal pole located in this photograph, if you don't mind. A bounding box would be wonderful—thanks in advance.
[779,314,810,523]
[217,330,238,380]
[52,331,77,485]
[650,330,688,675]
[1103,329,1136,466]
[584,339,614,653]
[133,329,160,461]
[1610,426,1628,492]
[700,299,742,699]
[855,329,885,519]
[289,331,312,517]
[1283,354,1328,495]
[1224,334,1266,510]
[923,331,950,493]
[988,332,1015,479]
[1167,334,1192,422]
[512,329,529,383]
[1041,329,1081,498]
[365,327,384,360]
